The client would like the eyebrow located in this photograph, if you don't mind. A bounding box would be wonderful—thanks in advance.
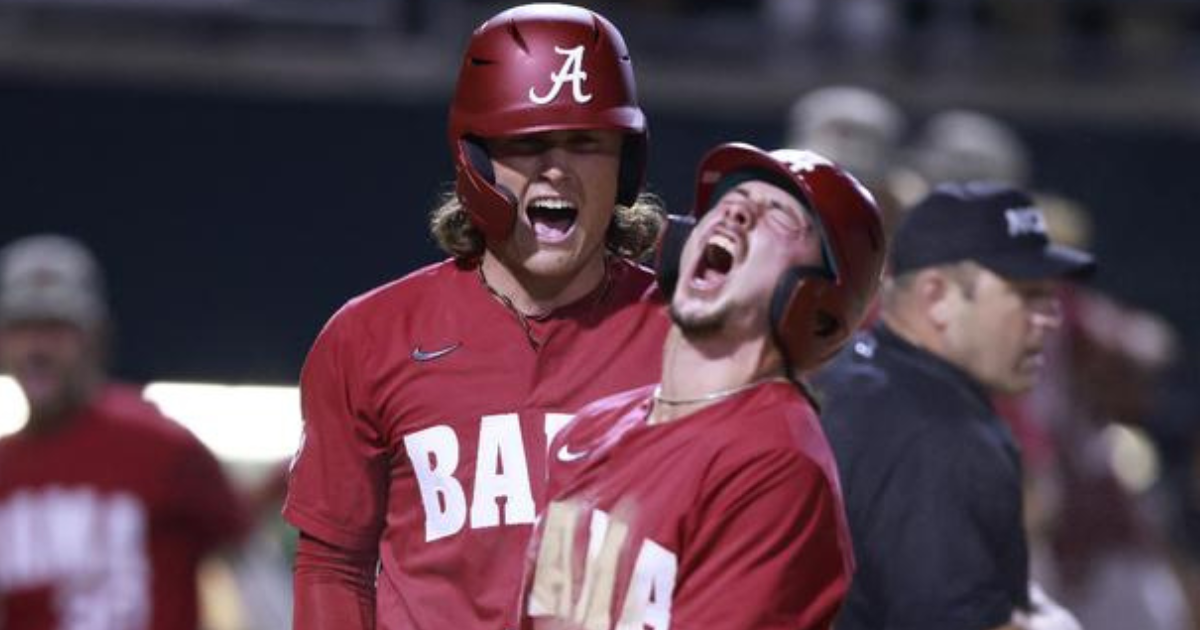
[731,185,813,223]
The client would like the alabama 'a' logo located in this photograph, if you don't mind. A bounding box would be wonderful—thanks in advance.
[529,45,594,105]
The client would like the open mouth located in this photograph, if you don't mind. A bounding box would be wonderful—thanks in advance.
[527,198,578,242]
[1022,349,1046,368]
[689,235,736,290]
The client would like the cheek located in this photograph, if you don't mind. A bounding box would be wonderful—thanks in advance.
[945,301,993,358]
[742,245,791,295]
[995,300,1032,341]
[491,159,530,192]
[978,309,1030,371]
[678,237,704,271]
[581,156,621,199]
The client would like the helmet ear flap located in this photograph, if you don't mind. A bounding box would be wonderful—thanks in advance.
[462,137,497,186]
[654,214,697,301]
[456,137,518,242]
[770,266,838,372]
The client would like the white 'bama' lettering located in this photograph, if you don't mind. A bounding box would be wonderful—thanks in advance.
[404,412,572,542]
[0,487,151,630]
[529,504,679,629]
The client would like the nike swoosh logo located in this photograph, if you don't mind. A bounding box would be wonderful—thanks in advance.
[556,443,588,463]
[411,343,461,362]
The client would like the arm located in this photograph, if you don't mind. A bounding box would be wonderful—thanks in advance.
[171,438,253,551]
[293,532,377,630]
[284,314,390,628]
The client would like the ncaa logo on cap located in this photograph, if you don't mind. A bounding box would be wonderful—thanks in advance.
[529,45,593,105]
[1004,206,1047,238]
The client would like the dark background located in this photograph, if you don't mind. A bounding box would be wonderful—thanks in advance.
[1,0,1198,384]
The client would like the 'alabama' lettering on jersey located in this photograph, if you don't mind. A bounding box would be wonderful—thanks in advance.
[0,385,249,630]
[284,257,670,629]
[521,382,854,630]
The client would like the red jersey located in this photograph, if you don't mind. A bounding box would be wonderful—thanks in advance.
[0,384,250,630]
[520,381,853,630]
[284,257,670,629]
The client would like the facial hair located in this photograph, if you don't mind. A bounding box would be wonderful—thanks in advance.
[668,302,726,339]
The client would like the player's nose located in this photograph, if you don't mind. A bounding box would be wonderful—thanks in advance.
[721,198,757,230]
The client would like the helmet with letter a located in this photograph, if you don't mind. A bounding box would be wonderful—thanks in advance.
[447,3,648,243]
[658,142,886,373]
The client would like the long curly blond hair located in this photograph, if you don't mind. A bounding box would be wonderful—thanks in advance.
[429,191,667,263]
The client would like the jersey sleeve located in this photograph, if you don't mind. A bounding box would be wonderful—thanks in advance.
[673,448,852,630]
[284,310,389,552]
[854,433,1018,630]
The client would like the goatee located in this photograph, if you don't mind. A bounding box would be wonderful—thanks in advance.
[668,303,724,339]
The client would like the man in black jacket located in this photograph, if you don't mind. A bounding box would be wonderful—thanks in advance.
[814,182,1094,630]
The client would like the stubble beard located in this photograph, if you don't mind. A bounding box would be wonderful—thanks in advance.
[668,302,726,340]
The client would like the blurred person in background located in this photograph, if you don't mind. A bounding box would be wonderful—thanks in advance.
[900,107,1033,205]
[899,105,1198,630]
[785,84,908,235]
[1009,192,1196,630]
[0,234,250,630]
[813,183,1094,630]
[519,142,884,630]
[283,3,671,629]
[784,84,909,329]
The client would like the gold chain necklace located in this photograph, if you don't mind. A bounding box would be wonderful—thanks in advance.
[652,376,790,407]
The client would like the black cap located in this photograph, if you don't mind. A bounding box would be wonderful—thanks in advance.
[891,182,1096,280]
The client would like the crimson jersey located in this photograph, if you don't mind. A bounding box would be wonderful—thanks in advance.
[0,384,250,630]
[284,257,670,629]
[520,381,854,630]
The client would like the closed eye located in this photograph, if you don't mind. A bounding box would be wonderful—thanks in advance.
[766,206,806,235]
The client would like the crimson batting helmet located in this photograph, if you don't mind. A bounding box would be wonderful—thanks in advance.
[448,3,648,243]
[658,142,886,373]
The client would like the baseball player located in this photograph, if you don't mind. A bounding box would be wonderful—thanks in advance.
[519,142,886,630]
[0,234,250,629]
[283,4,670,629]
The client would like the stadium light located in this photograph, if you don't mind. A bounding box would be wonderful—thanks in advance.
[0,376,301,464]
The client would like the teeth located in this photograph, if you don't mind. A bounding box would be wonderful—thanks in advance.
[707,234,736,256]
[529,198,575,211]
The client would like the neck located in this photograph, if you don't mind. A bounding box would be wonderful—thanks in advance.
[650,326,786,424]
[479,252,608,316]
[881,308,944,358]
[24,379,101,435]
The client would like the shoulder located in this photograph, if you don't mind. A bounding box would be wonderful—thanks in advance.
[332,259,466,326]
[814,331,956,432]
[811,331,892,402]
[548,385,654,490]
[94,384,210,453]
[606,257,665,305]
[556,385,654,451]
[309,259,468,354]
[711,386,837,486]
